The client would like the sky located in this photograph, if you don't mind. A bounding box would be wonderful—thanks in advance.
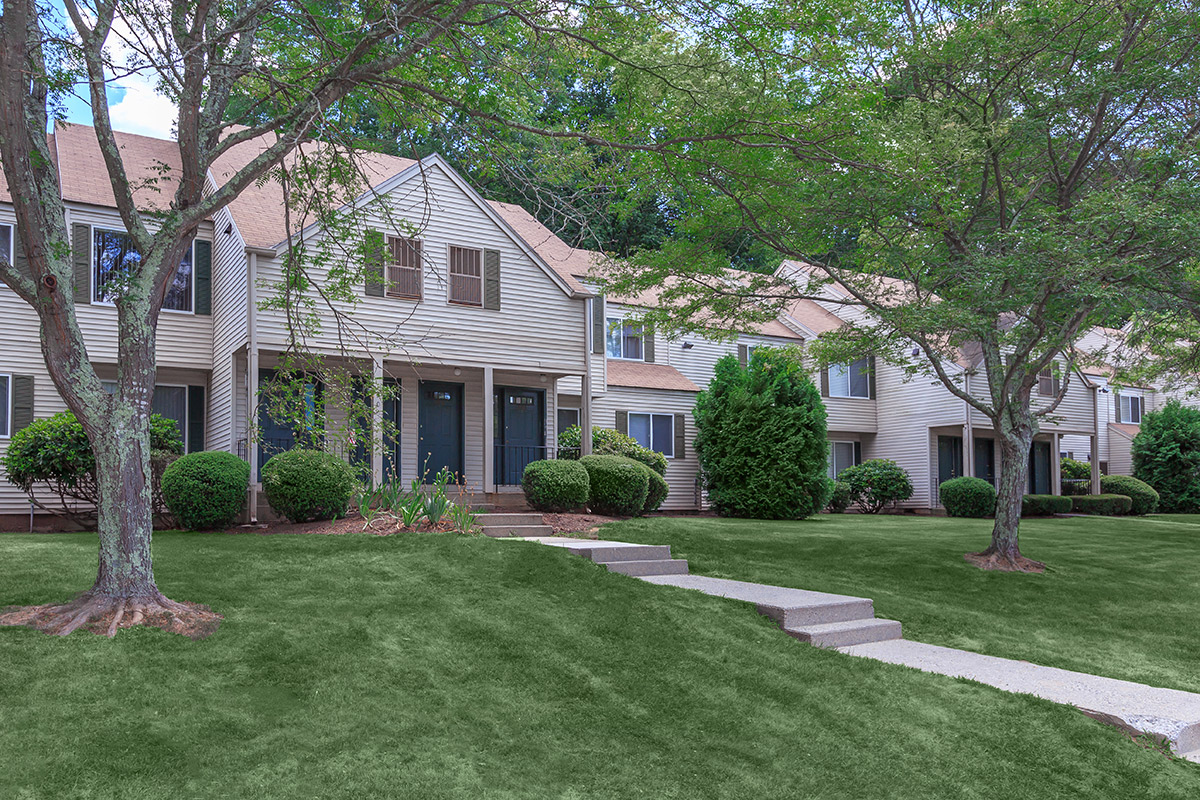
[55,2,178,140]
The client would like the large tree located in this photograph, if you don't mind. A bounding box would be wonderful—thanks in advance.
[0,0,755,636]
[604,0,1200,570]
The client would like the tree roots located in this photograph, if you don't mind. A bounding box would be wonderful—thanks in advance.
[0,591,222,639]
[964,549,1046,573]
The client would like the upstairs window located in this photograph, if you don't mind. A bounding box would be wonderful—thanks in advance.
[1119,393,1143,424]
[606,318,644,360]
[448,245,482,306]
[94,228,193,312]
[387,236,422,299]
[629,412,674,457]
[828,358,870,398]
[0,224,11,264]
[1037,368,1057,397]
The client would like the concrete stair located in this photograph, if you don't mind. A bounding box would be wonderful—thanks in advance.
[476,513,552,538]
[534,538,691,578]
[784,618,904,648]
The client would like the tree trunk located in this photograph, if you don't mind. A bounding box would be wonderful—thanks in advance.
[965,406,1046,572]
[90,421,159,600]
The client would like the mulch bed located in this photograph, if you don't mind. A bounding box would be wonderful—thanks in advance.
[541,512,623,537]
[223,511,628,538]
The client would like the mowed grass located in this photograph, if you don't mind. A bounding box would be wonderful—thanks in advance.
[1,531,1198,799]
[601,513,1200,694]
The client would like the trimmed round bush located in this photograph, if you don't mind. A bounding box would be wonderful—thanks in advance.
[1070,494,1133,516]
[826,481,852,514]
[1021,494,1072,516]
[1099,475,1159,516]
[261,449,357,522]
[521,459,589,512]
[161,451,251,530]
[643,467,669,513]
[840,459,914,514]
[939,477,996,518]
[579,454,649,516]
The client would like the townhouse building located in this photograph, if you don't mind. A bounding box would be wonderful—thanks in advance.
[0,124,1142,526]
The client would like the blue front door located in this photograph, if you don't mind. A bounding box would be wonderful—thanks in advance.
[418,381,464,483]
[257,369,322,478]
[495,387,544,485]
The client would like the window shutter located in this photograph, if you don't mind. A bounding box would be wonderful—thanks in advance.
[483,249,501,310]
[11,225,32,281]
[11,374,34,432]
[72,224,91,304]
[615,410,627,435]
[194,240,212,316]
[738,344,748,367]
[364,233,385,297]
[674,413,685,459]
[853,441,862,465]
[592,296,605,354]
[187,385,205,452]
[868,356,877,399]
[643,328,655,363]
[1114,390,1121,423]
[820,366,829,397]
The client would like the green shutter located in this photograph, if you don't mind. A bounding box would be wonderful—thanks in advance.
[364,231,385,297]
[615,410,627,435]
[72,224,91,304]
[643,327,655,363]
[10,374,34,433]
[194,240,212,316]
[673,413,685,459]
[483,249,501,310]
[1114,390,1121,423]
[820,366,829,397]
[187,385,205,452]
[868,355,877,399]
[592,296,605,355]
[737,344,748,367]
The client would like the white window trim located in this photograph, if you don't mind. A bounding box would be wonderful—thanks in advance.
[446,243,484,308]
[606,316,646,362]
[558,407,581,428]
[92,227,196,315]
[0,371,12,439]
[1119,393,1143,425]
[828,358,870,399]
[828,439,859,479]
[0,223,12,266]
[628,411,674,458]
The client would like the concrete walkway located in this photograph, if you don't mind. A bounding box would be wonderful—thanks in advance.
[522,535,1200,763]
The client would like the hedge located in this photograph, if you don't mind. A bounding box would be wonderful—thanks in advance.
[643,467,669,513]
[521,459,589,512]
[826,481,852,514]
[840,459,914,514]
[1099,475,1159,516]
[161,451,251,530]
[579,454,649,516]
[1021,494,1072,516]
[557,426,668,476]
[939,477,996,518]
[261,449,357,522]
[1070,494,1133,516]
[1132,400,1200,513]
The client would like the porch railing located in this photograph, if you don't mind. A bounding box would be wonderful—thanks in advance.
[494,444,560,485]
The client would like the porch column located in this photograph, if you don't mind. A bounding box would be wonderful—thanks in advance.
[483,365,495,492]
[247,347,260,521]
[1091,385,1102,493]
[1051,433,1062,495]
[581,297,595,456]
[372,357,384,485]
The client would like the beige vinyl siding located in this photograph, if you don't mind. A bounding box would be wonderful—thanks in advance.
[1107,429,1135,475]
[252,165,586,374]
[206,203,249,452]
[588,386,700,510]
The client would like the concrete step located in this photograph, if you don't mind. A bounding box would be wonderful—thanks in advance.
[568,543,673,563]
[600,559,689,577]
[1181,750,1200,764]
[476,513,544,527]
[784,618,903,648]
[481,524,553,538]
[641,575,878,625]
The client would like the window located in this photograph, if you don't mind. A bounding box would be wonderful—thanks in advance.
[101,381,191,449]
[0,223,11,265]
[94,228,194,312]
[1120,394,1143,424]
[0,374,10,438]
[606,318,644,360]
[828,358,870,398]
[557,407,580,434]
[628,412,674,457]
[387,235,422,299]
[828,441,860,479]
[448,245,482,306]
[1037,368,1056,397]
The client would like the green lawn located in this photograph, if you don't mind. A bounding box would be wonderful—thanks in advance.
[1,532,1197,799]
[600,513,1200,694]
